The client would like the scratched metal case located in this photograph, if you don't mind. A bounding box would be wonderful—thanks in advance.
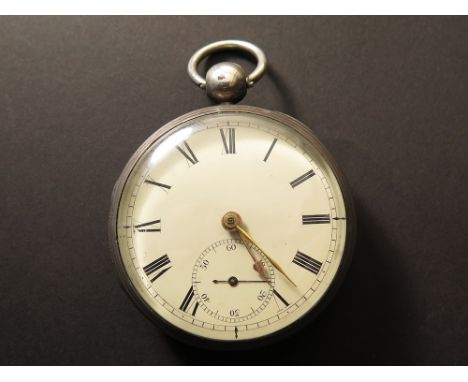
[109,104,356,349]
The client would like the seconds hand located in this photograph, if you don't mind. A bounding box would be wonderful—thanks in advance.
[212,280,269,284]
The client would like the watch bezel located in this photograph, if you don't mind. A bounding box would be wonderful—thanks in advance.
[108,104,356,350]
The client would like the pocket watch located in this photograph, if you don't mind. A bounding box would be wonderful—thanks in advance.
[109,40,355,348]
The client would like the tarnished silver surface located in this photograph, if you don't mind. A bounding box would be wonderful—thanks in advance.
[205,62,247,103]
[187,40,267,95]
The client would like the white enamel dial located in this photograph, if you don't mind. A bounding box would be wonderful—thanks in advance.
[112,108,352,343]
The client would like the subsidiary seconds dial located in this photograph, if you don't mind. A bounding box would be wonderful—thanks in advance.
[192,238,275,323]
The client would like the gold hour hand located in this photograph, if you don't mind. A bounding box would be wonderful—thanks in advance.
[222,211,297,287]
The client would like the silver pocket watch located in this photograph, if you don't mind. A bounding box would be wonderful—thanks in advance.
[109,40,355,348]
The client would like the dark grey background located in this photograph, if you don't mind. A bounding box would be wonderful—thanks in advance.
[1,16,467,365]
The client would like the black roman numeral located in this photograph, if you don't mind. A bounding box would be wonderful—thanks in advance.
[135,219,161,232]
[290,170,315,188]
[293,251,322,274]
[263,138,277,162]
[220,128,236,154]
[273,289,289,307]
[177,141,198,165]
[180,286,195,312]
[191,302,199,317]
[144,179,171,189]
[143,254,171,282]
[302,214,331,224]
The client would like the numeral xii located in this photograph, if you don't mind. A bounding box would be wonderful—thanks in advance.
[220,128,236,154]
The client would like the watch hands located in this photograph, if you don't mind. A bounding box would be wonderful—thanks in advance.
[236,224,297,287]
[237,227,272,282]
[212,279,269,284]
[222,211,297,288]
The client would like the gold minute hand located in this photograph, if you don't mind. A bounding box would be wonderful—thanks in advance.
[235,224,297,287]
[237,229,271,282]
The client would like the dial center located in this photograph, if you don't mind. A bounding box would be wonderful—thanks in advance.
[228,276,239,287]
[222,211,242,231]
